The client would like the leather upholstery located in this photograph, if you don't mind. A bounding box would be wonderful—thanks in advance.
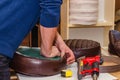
[64,39,101,60]
[108,30,120,57]
[10,48,67,76]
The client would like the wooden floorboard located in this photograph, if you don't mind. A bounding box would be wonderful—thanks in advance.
[10,69,19,80]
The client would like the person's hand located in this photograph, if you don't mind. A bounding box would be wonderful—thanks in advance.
[41,46,61,58]
[59,45,75,65]
[55,32,75,65]
[40,26,61,58]
[49,46,61,57]
[40,25,75,64]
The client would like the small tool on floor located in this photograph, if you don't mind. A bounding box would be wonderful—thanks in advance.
[77,56,103,80]
[61,69,72,78]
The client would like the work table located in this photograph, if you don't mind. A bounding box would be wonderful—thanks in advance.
[17,62,118,80]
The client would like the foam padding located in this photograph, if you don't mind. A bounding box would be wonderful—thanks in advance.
[17,47,60,60]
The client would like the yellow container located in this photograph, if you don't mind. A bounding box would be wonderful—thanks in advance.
[61,69,72,77]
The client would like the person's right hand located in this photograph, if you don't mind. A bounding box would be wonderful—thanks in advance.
[49,46,61,57]
[41,46,61,58]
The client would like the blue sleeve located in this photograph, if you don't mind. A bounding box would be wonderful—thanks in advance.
[39,0,62,28]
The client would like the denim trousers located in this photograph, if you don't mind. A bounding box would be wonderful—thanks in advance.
[0,55,10,80]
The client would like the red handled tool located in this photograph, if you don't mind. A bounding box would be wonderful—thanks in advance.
[77,56,103,80]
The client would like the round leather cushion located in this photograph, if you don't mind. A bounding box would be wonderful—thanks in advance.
[64,39,101,59]
[10,47,67,76]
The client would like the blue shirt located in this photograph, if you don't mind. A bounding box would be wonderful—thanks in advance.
[0,0,62,58]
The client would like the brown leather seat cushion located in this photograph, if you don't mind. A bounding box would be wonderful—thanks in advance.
[10,47,67,76]
[64,39,101,60]
[108,30,120,57]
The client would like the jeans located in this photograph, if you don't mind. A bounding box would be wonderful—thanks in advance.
[0,55,10,80]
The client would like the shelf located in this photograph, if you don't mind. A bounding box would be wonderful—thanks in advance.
[60,0,115,47]
[69,21,114,28]
[95,21,114,26]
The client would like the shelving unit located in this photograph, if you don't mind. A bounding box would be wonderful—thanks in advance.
[60,0,115,47]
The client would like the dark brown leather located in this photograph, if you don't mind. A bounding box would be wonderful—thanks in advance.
[108,30,120,57]
[11,52,67,76]
[64,39,101,60]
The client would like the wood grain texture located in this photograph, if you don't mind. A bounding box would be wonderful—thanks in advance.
[10,69,19,80]
[115,0,120,11]
[101,47,120,79]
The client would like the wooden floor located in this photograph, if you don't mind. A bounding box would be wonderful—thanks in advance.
[101,47,120,79]
[110,72,120,79]
[10,69,19,80]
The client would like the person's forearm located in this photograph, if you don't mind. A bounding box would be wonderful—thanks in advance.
[40,25,57,57]
[55,32,66,47]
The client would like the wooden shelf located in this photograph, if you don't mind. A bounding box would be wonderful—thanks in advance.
[69,21,114,28]
[60,0,115,47]
[95,21,114,27]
